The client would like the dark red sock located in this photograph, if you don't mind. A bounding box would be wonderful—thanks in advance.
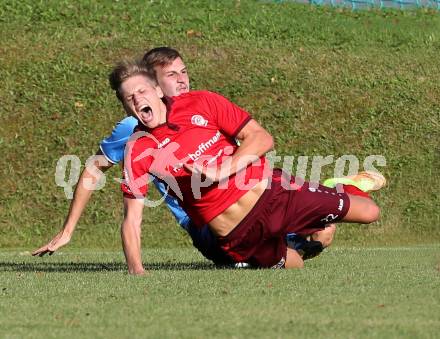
[342,184,371,199]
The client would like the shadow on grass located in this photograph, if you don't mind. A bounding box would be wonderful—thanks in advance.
[0,261,218,273]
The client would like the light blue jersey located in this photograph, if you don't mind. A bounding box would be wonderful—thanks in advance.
[100,117,191,229]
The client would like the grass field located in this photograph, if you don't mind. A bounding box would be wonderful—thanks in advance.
[1,2,439,337]
[1,246,439,338]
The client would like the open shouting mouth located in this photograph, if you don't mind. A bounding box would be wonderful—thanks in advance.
[139,105,153,123]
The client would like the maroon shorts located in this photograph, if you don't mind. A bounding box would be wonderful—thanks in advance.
[216,169,351,268]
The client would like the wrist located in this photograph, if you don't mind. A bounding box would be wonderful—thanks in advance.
[62,223,75,236]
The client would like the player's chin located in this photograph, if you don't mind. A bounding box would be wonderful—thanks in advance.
[143,119,160,129]
[177,87,189,95]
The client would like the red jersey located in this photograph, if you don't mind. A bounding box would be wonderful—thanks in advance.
[122,91,269,225]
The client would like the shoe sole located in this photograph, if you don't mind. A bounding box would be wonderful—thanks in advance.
[345,171,387,192]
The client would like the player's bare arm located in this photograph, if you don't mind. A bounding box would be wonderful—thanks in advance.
[121,197,145,275]
[32,150,112,256]
[219,118,273,179]
[184,119,274,183]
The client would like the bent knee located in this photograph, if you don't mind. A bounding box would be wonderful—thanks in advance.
[320,235,334,248]
[285,248,304,268]
[312,225,336,248]
[361,203,380,223]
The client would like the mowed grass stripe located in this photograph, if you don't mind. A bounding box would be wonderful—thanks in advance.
[0,247,439,338]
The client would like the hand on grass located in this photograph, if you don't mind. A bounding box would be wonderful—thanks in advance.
[32,229,72,257]
[128,267,146,276]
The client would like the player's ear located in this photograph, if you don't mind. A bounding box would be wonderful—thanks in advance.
[155,85,164,99]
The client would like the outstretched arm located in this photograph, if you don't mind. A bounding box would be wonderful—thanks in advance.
[121,197,145,275]
[32,150,113,256]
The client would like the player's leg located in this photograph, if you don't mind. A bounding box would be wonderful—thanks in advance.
[285,247,304,268]
[286,173,379,259]
[323,171,386,224]
[306,171,386,249]
[311,224,336,248]
[121,197,145,275]
[283,170,386,248]
[343,194,380,223]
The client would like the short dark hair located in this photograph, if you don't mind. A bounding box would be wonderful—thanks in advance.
[142,47,182,73]
[108,59,156,101]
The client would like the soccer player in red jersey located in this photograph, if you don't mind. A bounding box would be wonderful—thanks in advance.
[110,59,385,272]
[32,48,332,273]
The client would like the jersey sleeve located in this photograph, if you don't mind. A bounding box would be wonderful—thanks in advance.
[100,116,139,164]
[120,134,153,199]
[202,91,252,138]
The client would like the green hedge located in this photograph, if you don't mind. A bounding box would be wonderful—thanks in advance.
[1,0,439,248]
